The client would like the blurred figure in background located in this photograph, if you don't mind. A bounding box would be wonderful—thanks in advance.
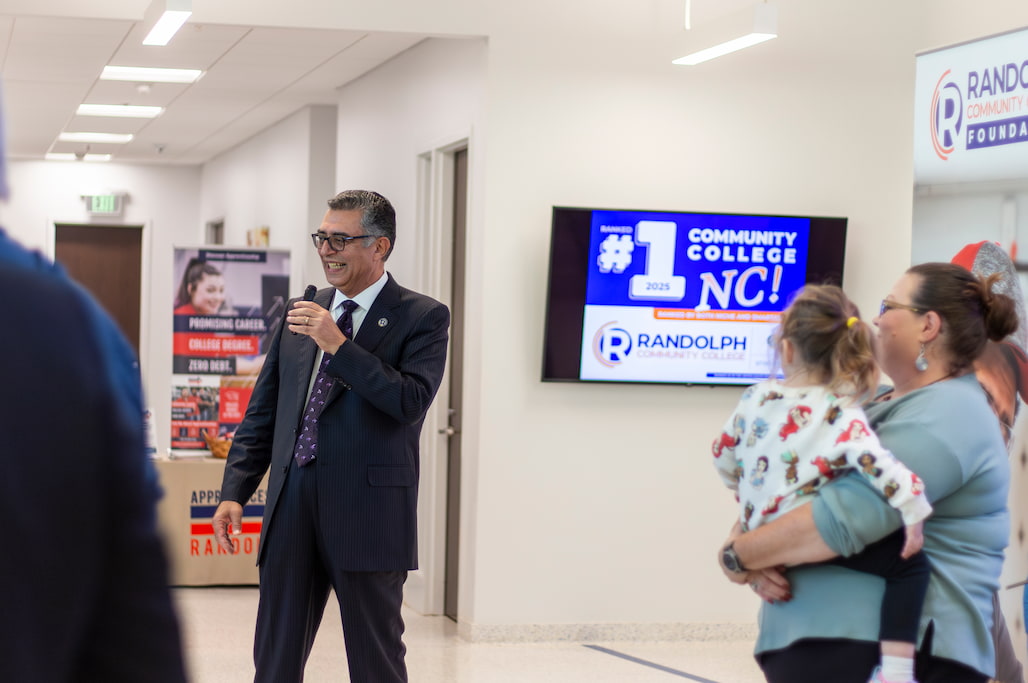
[951,241,1028,443]
[951,241,1028,683]
[0,84,187,682]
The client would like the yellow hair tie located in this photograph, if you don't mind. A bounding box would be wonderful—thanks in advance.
[846,316,859,328]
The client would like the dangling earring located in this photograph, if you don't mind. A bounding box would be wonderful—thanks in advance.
[915,343,929,372]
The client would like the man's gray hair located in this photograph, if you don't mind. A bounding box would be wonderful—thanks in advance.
[327,190,395,260]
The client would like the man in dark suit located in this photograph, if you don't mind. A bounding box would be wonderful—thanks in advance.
[212,190,450,682]
[0,229,187,682]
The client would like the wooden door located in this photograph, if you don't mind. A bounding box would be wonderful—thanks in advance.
[54,224,142,354]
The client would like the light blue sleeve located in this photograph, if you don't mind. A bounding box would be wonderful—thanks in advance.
[814,388,971,556]
[811,472,902,557]
[872,417,966,506]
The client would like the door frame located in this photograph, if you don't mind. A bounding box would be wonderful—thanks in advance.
[407,136,468,616]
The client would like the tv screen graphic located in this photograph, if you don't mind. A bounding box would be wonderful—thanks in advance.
[542,207,848,386]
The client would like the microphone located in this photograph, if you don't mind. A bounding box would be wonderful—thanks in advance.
[290,285,318,335]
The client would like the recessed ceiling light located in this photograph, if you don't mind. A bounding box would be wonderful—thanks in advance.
[77,104,164,118]
[58,132,135,144]
[143,0,192,47]
[45,153,114,162]
[100,65,203,84]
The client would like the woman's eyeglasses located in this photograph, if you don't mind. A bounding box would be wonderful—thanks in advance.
[879,299,926,316]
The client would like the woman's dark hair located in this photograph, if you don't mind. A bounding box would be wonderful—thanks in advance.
[175,258,222,308]
[907,262,1020,372]
[777,284,879,399]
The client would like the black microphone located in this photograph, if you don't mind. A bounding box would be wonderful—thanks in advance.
[290,285,318,334]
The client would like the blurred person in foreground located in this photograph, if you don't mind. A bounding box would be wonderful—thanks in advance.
[0,89,186,682]
[212,190,450,682]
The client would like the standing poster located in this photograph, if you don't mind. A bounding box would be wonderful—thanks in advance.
[170,247,290,453]
[913,27,1028,186]
[913,26,1028,672]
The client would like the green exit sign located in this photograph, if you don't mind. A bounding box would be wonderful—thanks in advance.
[83,193,124,216]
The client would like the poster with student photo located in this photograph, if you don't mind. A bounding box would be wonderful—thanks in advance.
[170,247,290,452]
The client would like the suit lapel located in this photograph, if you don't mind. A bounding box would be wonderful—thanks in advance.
[353,275,401,353]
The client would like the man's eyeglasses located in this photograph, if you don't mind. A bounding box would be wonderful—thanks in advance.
[311,233,375,251]
[879,299,926,317]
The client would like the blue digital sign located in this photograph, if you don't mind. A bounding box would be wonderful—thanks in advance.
[586,210,811,312]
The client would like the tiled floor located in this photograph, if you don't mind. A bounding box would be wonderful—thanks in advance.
[174,587,765,682]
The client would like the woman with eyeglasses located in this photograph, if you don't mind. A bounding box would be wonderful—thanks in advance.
[719,262,1019,683]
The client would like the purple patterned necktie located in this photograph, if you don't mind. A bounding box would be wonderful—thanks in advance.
[292,300,358,467]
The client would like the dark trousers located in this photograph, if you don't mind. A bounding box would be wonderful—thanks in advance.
[828,529,931,644]
[253,460,408,683]
[758,623,989,683]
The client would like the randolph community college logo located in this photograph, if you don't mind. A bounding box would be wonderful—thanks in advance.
[593,322,632,367]
[930,69,962,161]
[930,60,1028,162]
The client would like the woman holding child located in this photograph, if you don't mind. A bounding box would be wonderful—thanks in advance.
[718,263,1018,683]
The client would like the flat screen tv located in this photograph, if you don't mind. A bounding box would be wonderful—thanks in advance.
[542,206,848,386]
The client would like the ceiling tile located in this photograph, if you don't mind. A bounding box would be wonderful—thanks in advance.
[0,13,432,163]
[4,16,130,82]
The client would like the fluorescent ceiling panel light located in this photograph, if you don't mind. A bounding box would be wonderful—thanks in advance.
[673,33,777,65]
[46,153,113,162]
[143,11,191,46]
[77,104,164,118]
[101,65,202,84]
[673,3,778,66]
[142,0,191,46]
[58,132,135,144]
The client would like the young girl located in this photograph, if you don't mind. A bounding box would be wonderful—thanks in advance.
[712,284,932,683]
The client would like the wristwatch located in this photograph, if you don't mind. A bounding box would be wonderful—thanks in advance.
[721,542,747,574]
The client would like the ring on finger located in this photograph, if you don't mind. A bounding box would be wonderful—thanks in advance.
[750,581,760,590]
[306,316,310,325]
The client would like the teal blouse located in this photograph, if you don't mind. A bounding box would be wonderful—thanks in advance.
[753,373,1010,677]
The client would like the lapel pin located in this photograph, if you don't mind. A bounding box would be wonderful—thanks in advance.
[378,318,389,327]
